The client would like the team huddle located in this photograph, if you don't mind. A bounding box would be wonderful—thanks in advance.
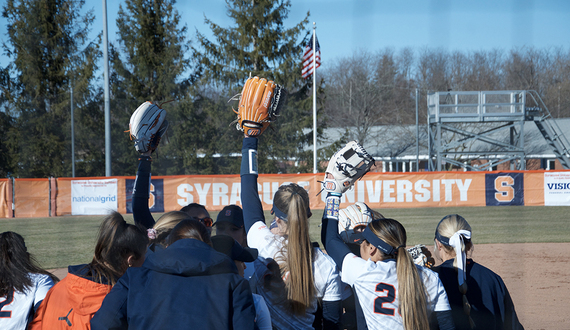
[0,77,524,329]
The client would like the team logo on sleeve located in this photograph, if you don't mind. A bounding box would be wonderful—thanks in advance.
[485,173,524,206]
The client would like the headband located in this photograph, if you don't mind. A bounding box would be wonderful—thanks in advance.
[362,226,396,256]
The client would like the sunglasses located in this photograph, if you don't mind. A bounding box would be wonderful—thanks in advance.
[198,217,213,227]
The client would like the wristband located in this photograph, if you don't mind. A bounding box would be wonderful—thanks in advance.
[325,193,341,220]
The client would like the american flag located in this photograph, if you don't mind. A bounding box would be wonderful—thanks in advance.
[302,34,321,79]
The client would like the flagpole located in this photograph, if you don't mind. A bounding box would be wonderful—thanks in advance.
[312,22,317,174]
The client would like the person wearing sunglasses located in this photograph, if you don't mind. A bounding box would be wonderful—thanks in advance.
[181,203,213,234]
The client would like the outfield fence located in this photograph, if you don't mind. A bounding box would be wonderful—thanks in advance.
[1,170,570,218]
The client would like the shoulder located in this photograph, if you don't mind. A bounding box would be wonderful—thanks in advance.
[468,260,507,287]
[313,248,338,268]
[28,273,55,289]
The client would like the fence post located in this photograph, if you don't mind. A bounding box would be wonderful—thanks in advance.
[50,177,57,217]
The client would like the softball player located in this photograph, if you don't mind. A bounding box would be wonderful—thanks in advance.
[240,137,343,329]
[322,197,455,330]
[432,214,524,330]
[0,232,57,330]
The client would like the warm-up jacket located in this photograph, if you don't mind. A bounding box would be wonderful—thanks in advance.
[28,265,112,330]
[90,238,257,330]
[432,259,524,330]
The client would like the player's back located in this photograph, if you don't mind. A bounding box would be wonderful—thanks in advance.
[344,257,450,330]
[0,273,54,330]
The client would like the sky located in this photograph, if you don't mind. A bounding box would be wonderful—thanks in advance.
[0,0,569,70]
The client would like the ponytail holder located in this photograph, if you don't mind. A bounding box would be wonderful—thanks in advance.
[147,228,157,240]
[449,230,471,287]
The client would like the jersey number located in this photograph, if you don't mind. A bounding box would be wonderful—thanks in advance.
[373,283,396,316]
[0,290,14,318]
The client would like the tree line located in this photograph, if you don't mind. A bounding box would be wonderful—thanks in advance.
[1,0,569,178]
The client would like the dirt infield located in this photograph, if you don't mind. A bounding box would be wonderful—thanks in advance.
[50,243,570,330]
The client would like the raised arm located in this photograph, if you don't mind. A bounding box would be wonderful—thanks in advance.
[322,193,352,269]
[240,137,265,233]
[132,154,155,229]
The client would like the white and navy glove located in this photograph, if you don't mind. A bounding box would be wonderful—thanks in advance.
[408,244,435,268]
[322,141,375,195]
[128,101,169,153]
[338,202,374,244]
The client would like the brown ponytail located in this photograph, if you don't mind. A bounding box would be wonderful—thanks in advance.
[369,219,429,330]
[88,212,148,286]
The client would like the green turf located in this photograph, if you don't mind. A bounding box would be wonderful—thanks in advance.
[1,206,569,269]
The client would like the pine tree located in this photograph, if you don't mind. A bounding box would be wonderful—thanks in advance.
[1,0,100,177]
[194,0,324,173]
[110,0,191,175]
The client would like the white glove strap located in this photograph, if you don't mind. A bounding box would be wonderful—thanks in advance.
[449,230,471,287]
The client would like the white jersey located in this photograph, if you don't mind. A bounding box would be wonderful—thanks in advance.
[248,221,342,330]
[342,254,450,330]
[0,273,54,330]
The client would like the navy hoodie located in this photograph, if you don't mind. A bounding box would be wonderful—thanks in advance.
[91,239,257,330]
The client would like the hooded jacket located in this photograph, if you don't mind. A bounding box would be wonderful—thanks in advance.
[28,265,112,330]
[90,238,256,330]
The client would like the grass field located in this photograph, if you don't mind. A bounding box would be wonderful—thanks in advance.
[1,206,569,269]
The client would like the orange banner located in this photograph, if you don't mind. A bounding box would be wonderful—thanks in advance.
[14,179,50,218]
[161,172,487,212]
[0,179,11,218]
[5,170,569,218]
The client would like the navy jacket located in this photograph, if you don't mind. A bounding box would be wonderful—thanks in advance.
[90,239,257,330]
[432,259,523,330]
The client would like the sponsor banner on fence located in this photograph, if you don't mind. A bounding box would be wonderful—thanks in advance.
[71,179,118,215]
[125,179,164,213]
[544,172,570,206]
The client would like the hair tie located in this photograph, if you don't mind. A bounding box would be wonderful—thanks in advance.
[449,230,471,287]
[147,228,157,240]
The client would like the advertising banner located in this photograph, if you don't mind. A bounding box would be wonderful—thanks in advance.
[71,179,118,215]
[543,172,570,206]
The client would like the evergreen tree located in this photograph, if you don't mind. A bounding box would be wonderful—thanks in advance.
[1,0,100,177]
[194,0,324,173]
[110,0,191,175]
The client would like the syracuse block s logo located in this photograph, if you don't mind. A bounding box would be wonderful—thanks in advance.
[485,173,524,206]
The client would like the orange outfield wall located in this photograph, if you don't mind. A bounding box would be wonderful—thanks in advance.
[0,170,565,218]
[14,179,50,218]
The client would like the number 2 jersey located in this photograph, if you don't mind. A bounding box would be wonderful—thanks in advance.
[342,253,451,330]
[0,273,54,330]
